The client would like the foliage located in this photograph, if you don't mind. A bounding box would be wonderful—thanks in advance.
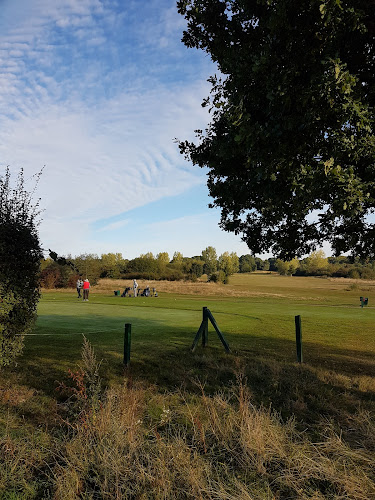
[218,251,239,277]
[201,245,218,274]
[239,254,256,273]
[72,253,102,285]
[0,167,42,366]
[183,258,204,279]
[276,258,300,276]
[40,259,74,288]
[157,252,170,273]
[177,0,375,259]
[300,249,329,275]
[100,252,125,279]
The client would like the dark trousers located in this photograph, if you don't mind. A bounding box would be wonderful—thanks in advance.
[77,287,81,298]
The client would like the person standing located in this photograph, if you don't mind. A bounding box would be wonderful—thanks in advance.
[83,278,90,301]
[133,279,138,297]
[76,278,83,298]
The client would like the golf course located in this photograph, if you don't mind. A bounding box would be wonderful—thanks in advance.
[1,273,375,498]
[25,273,375,384]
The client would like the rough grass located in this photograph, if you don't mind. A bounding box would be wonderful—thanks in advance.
[1,273,375,498]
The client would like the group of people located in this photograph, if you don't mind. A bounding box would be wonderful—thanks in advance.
[120,280,157,297]
[76,278,156,301]
[76,278,90,301]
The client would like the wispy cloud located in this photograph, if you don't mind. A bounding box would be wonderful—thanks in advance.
[0,0,225,258]
[98,219,130,232]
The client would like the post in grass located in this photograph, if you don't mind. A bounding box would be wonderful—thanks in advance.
[124,323,131,367]
[295,315,303,363]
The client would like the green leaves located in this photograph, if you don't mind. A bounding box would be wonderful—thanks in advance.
[0,168,42,365]
[178,0,375,258]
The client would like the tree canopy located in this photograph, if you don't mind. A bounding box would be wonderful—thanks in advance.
[177,0,375,259]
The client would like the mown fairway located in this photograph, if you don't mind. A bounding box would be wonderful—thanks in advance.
[20,273,375,397]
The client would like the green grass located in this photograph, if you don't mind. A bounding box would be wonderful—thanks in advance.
[23,275,375,383]
[7,273,372,427]
[1,273,374,498]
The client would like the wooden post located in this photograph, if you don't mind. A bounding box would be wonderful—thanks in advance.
[191,321,205,352]
[206,308,230,352]
[191,307,230,353]
[202,307,208,347]
[124,323,131,366]
[295,315,303,363]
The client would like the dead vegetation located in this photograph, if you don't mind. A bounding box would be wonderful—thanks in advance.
[1,340,374,499]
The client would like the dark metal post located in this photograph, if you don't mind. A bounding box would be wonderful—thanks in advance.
[202,307,208,347]
[295,315,303,363]
[124,323,131,366]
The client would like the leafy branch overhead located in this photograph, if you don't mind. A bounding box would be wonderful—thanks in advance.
[177,0,375,259]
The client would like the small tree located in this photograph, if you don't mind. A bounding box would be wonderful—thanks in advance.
[0,168,42,366]
[201,246,218,275]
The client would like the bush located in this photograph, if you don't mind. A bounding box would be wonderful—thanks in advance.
[348,268,361,280]
[360,267,375,280]
[0,168,42,366]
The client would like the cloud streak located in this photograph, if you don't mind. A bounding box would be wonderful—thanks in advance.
[0,0,228,258]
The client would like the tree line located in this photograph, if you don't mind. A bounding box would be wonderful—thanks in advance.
[41,247,243,287]
[41,247,375,289]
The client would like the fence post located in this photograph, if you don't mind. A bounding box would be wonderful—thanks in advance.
[295,315,303,363]
[124,323,131,366]
[202,307,208,347]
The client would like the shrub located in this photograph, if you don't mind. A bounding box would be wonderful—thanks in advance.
[360,267,375,280]
[0,168,42,366]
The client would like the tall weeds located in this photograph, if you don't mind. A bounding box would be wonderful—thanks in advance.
[1,339,374,499]
[51,350,375,499]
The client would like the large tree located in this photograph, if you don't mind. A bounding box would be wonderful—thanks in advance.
[177,0,375,259]
[0,168,42,366]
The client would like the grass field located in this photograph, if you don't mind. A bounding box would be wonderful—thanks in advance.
[1,273,375,498]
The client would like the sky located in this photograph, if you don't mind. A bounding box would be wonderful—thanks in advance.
[0,0,255,260]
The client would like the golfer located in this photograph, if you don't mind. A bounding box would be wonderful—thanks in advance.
[133,279,138,297]
[76,278,83,298]
[83,278,90,301]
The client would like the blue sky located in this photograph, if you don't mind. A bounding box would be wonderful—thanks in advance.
[0,0,254,259]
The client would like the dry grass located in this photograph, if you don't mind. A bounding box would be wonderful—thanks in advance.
[50,375,375,499]
[1,339,374,499]
[41,273,375,301]
[83,277,293,299]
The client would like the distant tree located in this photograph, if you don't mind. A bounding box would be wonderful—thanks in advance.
[301,250,328,275]
[276,258,299,276]
[288,258,300,276]
[40,260,71,288]
[239,254,256,273]
[72,254,102,285]
[218,251,239,277]
[172,251,184,264]
[126,253,157,276]
[268,258,278,272]
[157,252,170,273]
[230,252,239,274]
[0,168,42,366]
[201,246,218,274]
[262,260,270,272]
[275,259,289,276]
[183,258,204,279]
[101,253,124,278]
[254,257,267,271]
[178,0,375,259]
